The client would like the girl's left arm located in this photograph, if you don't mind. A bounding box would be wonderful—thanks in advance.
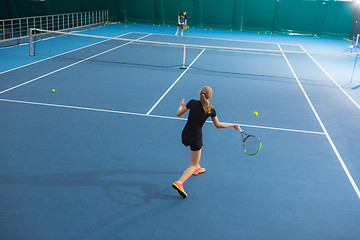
[176,99,188,116]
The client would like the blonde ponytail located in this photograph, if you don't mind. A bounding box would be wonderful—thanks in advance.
[200,86,213,113]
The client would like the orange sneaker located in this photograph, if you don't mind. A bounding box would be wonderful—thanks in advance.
[172,181,187,198]
[193,166,206,175]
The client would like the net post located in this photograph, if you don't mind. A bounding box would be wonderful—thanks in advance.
[356,34,359,47]
[179,45,187,69]
[183,45,186,67]
[29,28,33,56]
[350,54,359,85]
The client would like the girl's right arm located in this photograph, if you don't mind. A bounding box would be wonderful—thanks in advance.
[212,116,241,131]
[176,99,188,116]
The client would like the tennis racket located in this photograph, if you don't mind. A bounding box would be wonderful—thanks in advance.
[238,129,261,156]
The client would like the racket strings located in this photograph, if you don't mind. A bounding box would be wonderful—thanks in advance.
[243,135,261,156]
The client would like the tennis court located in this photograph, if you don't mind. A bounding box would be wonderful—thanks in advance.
[1,22,360,240]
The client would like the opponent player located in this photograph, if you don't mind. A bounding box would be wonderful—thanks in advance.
[172,86,241,198]
[175,11,187,36]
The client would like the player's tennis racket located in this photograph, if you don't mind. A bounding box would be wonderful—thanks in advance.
[238,129,261,156]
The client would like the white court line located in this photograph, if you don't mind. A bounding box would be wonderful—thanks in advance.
[0,98,324,135]
[136,31,301,46]
[299,45,360,111]
[278,43,360,200]
[0,33,152,95]
[209,120,324,135]
[0,32,135,75]
[145,49,206,115]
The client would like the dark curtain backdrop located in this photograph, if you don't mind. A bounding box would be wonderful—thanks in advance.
[0,0,355,38]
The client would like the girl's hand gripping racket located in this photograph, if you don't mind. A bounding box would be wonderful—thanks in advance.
[238,128,262,156]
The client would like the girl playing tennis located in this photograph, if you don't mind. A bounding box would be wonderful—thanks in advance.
[172,86,241,198]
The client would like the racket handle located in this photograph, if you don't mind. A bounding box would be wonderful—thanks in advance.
[237,126,243,133]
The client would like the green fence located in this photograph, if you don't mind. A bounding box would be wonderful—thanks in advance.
[0,0,354,38]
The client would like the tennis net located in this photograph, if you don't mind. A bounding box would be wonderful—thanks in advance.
[29,28,360,85]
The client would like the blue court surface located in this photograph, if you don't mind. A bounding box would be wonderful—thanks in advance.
[1,23,360,240]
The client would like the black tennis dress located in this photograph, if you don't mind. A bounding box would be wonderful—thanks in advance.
[182,100,216,151]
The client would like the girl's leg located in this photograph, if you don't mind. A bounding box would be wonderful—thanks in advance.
[178,149,201,183]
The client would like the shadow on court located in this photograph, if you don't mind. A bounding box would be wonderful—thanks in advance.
[0,168,180,206]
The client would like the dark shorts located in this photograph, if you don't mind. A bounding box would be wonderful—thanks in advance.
[182,131,202,151]
[178,23,185,28]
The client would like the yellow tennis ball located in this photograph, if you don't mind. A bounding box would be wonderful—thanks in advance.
[52,89,55,93]
[254,112,258,116]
